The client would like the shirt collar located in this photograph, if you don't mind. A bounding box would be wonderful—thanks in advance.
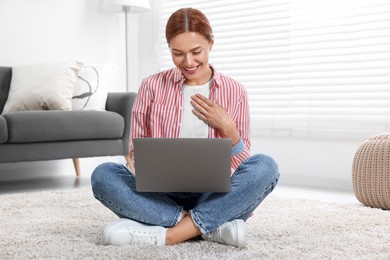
[173,64,222,88]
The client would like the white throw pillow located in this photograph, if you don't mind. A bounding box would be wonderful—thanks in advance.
[71,64,112,111]
[2,61,82,114]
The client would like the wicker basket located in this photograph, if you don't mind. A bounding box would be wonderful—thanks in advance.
[352,133,390,209]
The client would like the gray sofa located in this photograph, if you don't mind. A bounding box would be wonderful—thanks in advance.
[0,66,136,176]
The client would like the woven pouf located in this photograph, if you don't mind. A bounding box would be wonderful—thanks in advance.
[352,133,390,209]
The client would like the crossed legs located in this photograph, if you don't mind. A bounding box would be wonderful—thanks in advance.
[91,154,279,246]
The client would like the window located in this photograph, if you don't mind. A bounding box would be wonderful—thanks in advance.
[156,0,390,138]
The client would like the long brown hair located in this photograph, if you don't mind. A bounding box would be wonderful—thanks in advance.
[165,8,213,44]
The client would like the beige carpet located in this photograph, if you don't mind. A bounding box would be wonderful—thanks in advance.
[0,187,389,259]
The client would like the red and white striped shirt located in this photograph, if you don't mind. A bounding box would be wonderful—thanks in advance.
[129,65,251,172]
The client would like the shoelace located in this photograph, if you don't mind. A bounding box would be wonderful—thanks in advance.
[127,228,161,246]
[205,227,224,243]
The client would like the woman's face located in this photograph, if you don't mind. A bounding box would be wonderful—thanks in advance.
[169,32,214,85]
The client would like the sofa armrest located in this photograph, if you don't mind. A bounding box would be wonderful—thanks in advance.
[106,92,137,153]
[0,115,7,144]
[0,67,12,114]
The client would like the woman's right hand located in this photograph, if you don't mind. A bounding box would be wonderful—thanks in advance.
[191,93,240,145]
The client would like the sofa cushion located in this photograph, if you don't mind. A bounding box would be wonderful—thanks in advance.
[72,64,112,111]
[0,115,7,144]
[4,110,124,143]
[2,61,82,114]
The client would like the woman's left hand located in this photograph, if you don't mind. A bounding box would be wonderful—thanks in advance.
[191,94,240,145]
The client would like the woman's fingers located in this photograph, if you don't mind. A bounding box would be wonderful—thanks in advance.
[190,94,211,115]
[194,93,213,106]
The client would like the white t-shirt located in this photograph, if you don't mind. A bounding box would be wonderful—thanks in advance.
[179,80,212,138]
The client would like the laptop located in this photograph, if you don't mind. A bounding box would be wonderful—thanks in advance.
[134,138,231,192]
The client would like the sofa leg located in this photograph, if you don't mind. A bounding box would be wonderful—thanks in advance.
[72,158,81,177]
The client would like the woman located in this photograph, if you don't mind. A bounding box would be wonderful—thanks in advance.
[91,8,279,247]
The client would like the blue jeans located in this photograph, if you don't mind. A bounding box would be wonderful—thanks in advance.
[91,154,279,235]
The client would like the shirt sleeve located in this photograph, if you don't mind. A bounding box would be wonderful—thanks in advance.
[231,138,245,156]
[230,87,251,172]
[128,78,151,164]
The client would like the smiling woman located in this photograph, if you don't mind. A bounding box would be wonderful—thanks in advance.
[169,32,213,85]
[166,8,214,86]
[90,7,279,249]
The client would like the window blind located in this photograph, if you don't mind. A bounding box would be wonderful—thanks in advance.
[156,0,390,138]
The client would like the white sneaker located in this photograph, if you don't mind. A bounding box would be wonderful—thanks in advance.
[103,218,166,246]
[202,219,245,247]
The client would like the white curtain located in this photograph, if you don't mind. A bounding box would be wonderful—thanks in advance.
[156,0,390,138]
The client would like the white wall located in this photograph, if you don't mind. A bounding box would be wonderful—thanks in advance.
[0,0,153,92]
[0,0,369,192]
[251,136,367,191]
[0,0,151,180]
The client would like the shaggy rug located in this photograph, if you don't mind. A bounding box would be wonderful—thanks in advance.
[0,187,389,259]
